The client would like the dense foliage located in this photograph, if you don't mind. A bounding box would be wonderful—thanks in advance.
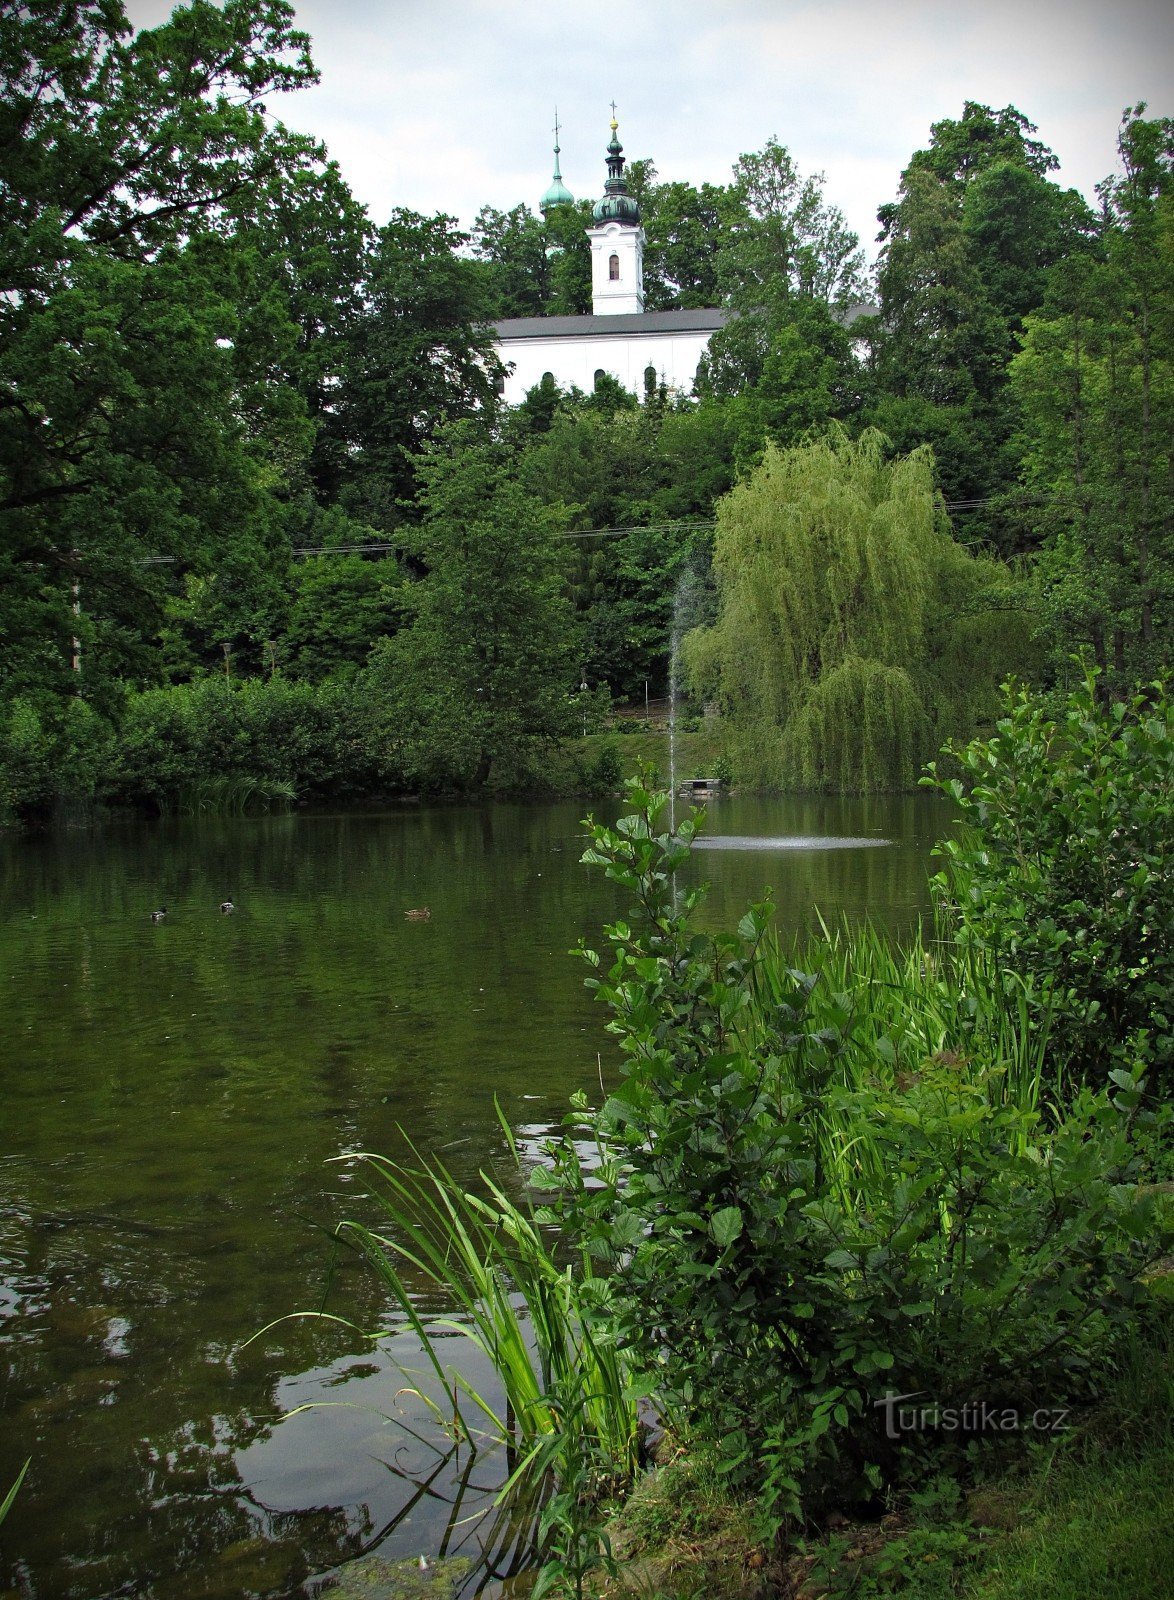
[529,770,1170,1554]
[928,671,1173,1093]
[1,6,1168,813]
[686,431,1036,789]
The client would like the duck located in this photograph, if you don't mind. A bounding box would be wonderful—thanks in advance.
[150,908,168,923]
[220,901,235,915]
[404,907,431,921]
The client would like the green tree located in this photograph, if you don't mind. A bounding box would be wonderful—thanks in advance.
[285,547,406,683]
[470,202,552,317]
[1010,107,1173,685]
[470,198,592,318]
[685,430,1035,790]
[869,104,1094,551]
[516,399,732,700]
[637,174,735,309]
[220,159,371,503]
[0,0,322,705]
[331,211,504,526]
[720,136,867,307]
[362,421,578,789]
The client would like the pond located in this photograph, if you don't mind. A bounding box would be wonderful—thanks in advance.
[0,791,948,1599]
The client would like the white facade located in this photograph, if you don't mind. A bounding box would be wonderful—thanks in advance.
[586,219,645,315]
[493,310,730,406]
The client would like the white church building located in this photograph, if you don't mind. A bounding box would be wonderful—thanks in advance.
[493,114,729,405]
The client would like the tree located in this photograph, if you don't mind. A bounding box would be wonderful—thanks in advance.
[698,297,860,466]
[685,430,1036,790]
[0,0,317,264]
[330,211,504,527]
[285,550,406,682]
[720,137,867,308]
[1010,107,1173,687]
[218,159,371,503]
[470,203,552,318]
[638,175,735,309]
[869,104,1095,551]
[0,0,323,702]
[362,421,578,789]
[514,396,734,701]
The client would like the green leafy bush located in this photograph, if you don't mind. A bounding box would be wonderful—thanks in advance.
[111,676,378,810]
[538,779,1170,1539]
[0,695,113,820]
[926,672,1173,1091]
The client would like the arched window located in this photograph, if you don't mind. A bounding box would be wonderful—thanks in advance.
[608,253,620,281]
[593,368,606,391]
[644,365,657,397]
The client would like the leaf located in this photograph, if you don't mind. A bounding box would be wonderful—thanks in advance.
[710,1206,744,1247]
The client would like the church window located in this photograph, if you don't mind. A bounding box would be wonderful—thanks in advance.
[593,368,606,391]
[644,365,657,396]
[608,253,620,281]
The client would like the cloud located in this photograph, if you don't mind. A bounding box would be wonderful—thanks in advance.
[122,0,1174,261]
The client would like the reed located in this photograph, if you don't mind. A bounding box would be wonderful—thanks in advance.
[0,1458,29,1527]
[748,913,1057,1208]
[169,774,297,815]
[332,1118,645,1504]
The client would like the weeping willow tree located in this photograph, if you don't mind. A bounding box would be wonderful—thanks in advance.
[685,429,1036,790]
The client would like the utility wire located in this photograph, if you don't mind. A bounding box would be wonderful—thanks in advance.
[129,494,1076,566]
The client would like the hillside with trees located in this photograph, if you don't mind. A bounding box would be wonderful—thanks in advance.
[1,1,1169,816]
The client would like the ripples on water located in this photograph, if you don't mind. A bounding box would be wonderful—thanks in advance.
[0,794,946,1598]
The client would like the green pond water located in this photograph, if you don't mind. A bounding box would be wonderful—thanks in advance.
[0,793,948,1600]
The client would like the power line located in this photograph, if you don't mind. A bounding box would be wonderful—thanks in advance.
[130,495,1083,567]
[132,520,718,565]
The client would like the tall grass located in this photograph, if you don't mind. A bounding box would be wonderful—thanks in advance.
[331,1120,646,1508]
[169,774,297,815]
[748,914,1057,1208]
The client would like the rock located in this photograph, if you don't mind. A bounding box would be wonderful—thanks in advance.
[324,1554,473,1599]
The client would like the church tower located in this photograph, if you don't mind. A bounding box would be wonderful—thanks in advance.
[539,110,574,215]
[585,108,645,315]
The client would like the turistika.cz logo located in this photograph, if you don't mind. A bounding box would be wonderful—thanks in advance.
[874,1391,1071,1440]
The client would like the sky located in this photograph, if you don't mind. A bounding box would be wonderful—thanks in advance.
[126,0,1174,266]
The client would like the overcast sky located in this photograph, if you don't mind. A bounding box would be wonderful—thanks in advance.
[127,0,1173,265]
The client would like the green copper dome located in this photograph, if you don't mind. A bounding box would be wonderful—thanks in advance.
[592,114,640,224]
[540,113,574,213]
[541,170,575,211]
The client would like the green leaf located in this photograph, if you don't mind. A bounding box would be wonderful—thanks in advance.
[710,1206,744,1247]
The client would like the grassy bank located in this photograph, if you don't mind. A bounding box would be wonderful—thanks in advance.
[532,723,729,798]
[588,1311,1174,1599]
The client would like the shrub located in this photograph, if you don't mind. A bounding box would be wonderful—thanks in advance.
[926,671,1173,1092]
[589,741,624,794]
[111,676,379,810]
[0,695,114,819]
[537,780,1170,1539]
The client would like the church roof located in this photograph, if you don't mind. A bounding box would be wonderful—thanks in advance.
[493,308,732,340]
[592,112,640,225]
[540,112,574,212]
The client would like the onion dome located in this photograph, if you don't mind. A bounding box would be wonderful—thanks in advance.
[591,110,640,224]
[540,111,575,213]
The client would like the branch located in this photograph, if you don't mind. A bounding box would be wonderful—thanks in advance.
[0,480,95,515]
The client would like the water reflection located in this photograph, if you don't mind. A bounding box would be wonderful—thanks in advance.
[695,835,889,850]
[0,794,946,1597]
